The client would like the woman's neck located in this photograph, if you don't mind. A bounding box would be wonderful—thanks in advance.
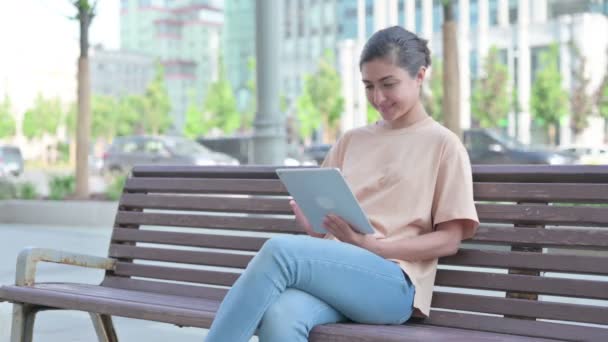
[381,102,429,130]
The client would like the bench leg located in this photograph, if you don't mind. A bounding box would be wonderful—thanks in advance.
[10,304,38,342]
[90,313,118,342]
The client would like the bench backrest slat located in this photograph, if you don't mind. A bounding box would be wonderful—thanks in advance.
[103,164,608,337]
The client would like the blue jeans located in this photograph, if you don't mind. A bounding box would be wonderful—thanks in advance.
[206,235,415,342]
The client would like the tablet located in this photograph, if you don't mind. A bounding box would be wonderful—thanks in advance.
[276,168,375,235]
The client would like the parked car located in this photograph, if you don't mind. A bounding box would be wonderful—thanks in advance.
[102,135,239,174]
[0,145,24,176]
[302,144,332,165]
[463,129,576,165]
[560,145,608,165]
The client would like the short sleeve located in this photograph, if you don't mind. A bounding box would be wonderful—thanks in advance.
[431,135,479,239]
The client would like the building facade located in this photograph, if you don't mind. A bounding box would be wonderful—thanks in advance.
[90,46,155,97]
[120,0,224,133]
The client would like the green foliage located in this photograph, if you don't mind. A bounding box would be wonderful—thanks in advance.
[367,102,380,124]
[530,44,568,128]
[295,50,344,141]
[105,174,127,201]
[203,58,240,135]
[599,81,608,120]
[0,95,16,138]
[183,93,215,138]
[141,63,172,134]
[570,45,593,135]
[16,182,38,200]
[23,94,64,139]
[422,58,443,122]
[48,175,76,200]
[0,179,16,200]
[471,47,510,128]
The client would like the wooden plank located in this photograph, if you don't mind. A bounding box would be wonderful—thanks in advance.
[439,249,608,275]
[423,310,608,341]
[101,276,228,301]
[432,292,608,325]
[108,245,253,269]
[113,262,241,286]
[472,165,608,183]
[119,193,292,214]
[111,228,270,251]
[131,165,293,179]
[471,225,608,248]
[435,269,608,300]
[476,204,608,226]
[123,178,287,195]
[115,211,301,233]
[473,183,608,203]
[0,285,217,329]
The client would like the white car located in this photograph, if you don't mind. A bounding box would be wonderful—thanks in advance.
[561,145,608,165]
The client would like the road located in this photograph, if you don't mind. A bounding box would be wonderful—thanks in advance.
[0,223,260,342]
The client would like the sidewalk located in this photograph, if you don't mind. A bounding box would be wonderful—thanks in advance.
[0,224,245,341]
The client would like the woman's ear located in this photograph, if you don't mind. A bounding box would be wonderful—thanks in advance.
[417,67,427,85]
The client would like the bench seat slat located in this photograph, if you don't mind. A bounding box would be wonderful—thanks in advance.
[476,204,608,226]
[119,193,292,214]
[436,269,608,300]
[424,310,608,342]
[473,183,608,203]
[101,276,228,300]
[113,262,240,286]
[124,178,287,195]
[440,249,608,274]
[115,211,300,233]
[109,245,253,269]
[432,292,608,325]
[111,228,269,251]
[471,225,608,248]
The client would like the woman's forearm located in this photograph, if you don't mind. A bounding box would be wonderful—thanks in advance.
[367,221,465,261]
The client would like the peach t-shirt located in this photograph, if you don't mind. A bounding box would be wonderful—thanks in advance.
[321,116,479,317]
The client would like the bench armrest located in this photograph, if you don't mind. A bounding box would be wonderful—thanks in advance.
[15,247,117,286]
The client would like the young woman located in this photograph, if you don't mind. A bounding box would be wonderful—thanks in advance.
[206,26,479,342]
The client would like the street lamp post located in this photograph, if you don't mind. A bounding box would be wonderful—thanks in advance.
[252,0,285,165]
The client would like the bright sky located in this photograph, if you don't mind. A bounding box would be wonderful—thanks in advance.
[0,0,119,114]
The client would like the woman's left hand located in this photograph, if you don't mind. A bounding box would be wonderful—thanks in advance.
[323,214,379,251]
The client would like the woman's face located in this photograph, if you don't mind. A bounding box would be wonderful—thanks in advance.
[361,57,425,123]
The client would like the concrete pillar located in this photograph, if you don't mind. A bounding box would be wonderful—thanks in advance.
[388,0,398,26]
[422,0,433,41]
[559,16,572,146]
[374,0,388,31]
[405,0,415,32]
[478,0,489,77]
[356,0,367,127]
[253,0,285,164]
[531,0,547,23]
[517,0,531,145]
[459,0,472,130]
[340,40,356,133]
[498,0,510,27]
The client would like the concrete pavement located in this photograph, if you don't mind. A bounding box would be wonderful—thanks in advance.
[0,223,258,342]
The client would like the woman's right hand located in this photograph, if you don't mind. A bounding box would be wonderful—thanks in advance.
[289,200,325,238]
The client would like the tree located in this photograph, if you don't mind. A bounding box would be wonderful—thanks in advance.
[530,44,568,145]
[22,94,64,139]
[72,0,97,199]
[441,0,461,138]
[295,50,344,143]
[471,47,510,128]
[141,63,172,134]
[570,45,593,136]
[421,58,444,122]
[0,95,16,138]
[203,59,240,135]
[183,92,215,138]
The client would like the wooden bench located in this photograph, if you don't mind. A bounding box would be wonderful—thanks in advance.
[1,164,608,341]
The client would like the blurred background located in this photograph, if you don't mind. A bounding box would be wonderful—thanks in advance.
[0,0,607,200]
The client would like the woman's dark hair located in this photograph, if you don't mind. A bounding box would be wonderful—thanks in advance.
[359,26,431,77]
